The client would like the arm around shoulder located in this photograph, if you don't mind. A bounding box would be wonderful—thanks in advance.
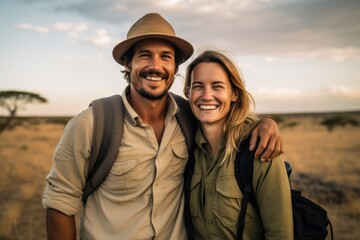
[249,117,283,161]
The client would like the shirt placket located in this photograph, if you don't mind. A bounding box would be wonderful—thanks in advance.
[202,148,221,238]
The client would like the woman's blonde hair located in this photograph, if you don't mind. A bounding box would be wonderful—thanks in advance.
[184,49,258,162]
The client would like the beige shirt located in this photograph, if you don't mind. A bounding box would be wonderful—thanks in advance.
[43,88,188,239]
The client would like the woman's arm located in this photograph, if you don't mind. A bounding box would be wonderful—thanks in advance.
[253,158,294,240]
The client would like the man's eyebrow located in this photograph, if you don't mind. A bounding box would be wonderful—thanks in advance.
[136,49,151,54]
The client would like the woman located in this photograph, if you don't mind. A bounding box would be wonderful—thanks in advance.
[183,50,293,239]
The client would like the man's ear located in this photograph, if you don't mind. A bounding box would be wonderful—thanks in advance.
[124,60,131,72]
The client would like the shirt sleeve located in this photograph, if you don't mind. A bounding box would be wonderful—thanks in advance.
[253,157,294,240]
[42,107,93,216]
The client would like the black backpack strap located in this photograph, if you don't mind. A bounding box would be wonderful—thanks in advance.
[184,145,196,240]
[235,135,258,240]
[172,93,197,152]
[82,95,124,205]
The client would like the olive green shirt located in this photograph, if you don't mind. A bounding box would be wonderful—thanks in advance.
[190,129,293,239]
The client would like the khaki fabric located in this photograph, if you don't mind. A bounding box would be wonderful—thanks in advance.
[190,129,293,240]
[43,88,188,239]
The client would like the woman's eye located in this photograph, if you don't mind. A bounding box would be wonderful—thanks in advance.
[192,85,202,89]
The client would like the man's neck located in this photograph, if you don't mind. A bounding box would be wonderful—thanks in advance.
[127,89,167,123]
[127,88,168,144]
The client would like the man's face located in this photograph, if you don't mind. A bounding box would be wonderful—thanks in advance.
[126,39,178,100]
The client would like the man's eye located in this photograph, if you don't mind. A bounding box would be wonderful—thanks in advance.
[162,55,172,60]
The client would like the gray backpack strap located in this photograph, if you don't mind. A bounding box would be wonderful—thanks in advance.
[172,93,197,152]
[82,95,124,205]
[82,93,196,205]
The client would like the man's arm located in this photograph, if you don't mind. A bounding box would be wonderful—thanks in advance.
[249,117,283,161]
[46,208,76,240]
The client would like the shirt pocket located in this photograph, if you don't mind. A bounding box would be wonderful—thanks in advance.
[102,151,140,195]
[170,142,189,180]
[190,172,202,218]
[216,175,242,227]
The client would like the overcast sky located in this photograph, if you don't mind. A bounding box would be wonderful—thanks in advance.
[1,0,360,115]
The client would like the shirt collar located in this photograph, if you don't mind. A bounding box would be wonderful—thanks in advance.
[121,86,179,126]
[194,128,226,153]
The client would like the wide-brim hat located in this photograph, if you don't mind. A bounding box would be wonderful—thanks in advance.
[113,13,194,65]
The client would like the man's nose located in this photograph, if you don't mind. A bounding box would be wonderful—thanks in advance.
[149,56,161,70]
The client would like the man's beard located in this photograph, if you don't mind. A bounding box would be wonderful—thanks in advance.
[131,69,172,100]
[132,82,169,100]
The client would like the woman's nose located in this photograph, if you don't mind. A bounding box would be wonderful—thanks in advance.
[202,87,213,100]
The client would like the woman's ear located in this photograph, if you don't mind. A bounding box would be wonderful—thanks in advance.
[232,89,240,102]
[184,86,190,98]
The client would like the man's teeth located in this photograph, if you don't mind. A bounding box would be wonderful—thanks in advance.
[199,105,217,110]
[146,76,162,81]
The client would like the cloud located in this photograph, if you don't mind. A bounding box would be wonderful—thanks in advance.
[55,53,104,61]
[253,85,360,101]
[52,22,88,37]
[15,23,49,33]
[84,29,116,47]
[252,85,360,113]
[262,47,360,63]
[52,0,360,59]
[319,85,360,99]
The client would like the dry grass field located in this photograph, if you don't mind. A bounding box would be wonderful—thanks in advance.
[0,112,359,239]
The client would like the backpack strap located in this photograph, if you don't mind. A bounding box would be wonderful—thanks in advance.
[82,93,196,205]
[82,95,124,205]
[235,135,259,240]
[184,144,196,240]
[172,93,197,152]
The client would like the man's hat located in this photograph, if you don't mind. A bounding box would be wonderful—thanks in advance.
[112,13,194,65]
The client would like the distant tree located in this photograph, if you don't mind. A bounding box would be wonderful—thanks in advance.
[0,90,47,134]
[320,115,359,132]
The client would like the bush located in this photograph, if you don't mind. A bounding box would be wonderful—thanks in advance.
[320,115,359,132]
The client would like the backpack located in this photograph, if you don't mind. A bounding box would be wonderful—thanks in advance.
[235,135,334,240]
[183,135,334,240]
[81,94,197,204]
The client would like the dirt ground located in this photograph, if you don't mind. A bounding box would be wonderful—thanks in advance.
[0,113,359,239]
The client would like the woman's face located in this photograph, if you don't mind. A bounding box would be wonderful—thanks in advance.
[189,62,238,128]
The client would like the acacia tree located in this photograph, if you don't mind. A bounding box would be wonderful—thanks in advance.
[0,90,47,134]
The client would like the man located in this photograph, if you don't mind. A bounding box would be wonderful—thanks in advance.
[43,13,283,239]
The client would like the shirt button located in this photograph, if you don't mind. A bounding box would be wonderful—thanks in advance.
[208,220,213,224]
[208,191,213,195]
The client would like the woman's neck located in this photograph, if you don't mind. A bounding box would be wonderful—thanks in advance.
[201,123,224,156]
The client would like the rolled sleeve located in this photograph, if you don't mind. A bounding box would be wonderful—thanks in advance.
[42,108,93,216]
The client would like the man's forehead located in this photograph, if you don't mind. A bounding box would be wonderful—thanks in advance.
[133,39,176,53]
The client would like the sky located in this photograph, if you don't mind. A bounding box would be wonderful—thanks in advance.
[1,0,360,116]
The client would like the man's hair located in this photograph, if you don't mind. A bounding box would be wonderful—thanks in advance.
[120,42,183,83]
[184,49,258,163]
